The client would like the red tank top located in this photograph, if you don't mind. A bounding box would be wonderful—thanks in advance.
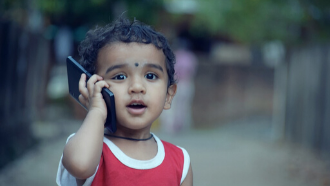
[91,139,184,186]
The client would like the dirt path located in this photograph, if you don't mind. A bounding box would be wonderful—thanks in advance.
[0,119,328,186]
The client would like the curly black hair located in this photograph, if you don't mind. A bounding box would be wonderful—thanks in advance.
[78,17,176,86]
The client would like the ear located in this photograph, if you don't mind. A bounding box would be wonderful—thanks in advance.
[164,84,177,110]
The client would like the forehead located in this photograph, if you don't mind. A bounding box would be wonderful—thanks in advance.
[96,42,166,73]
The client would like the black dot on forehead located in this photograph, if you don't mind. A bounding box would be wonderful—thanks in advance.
[135,63,139,67]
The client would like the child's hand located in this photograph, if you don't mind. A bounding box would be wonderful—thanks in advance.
[78,73,110,121]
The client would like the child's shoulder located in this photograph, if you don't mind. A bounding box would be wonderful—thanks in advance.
[158,137,191,184]
[159,138,190,158]
[161,139,183,151]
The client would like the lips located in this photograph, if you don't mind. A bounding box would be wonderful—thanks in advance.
[127,100,147,115]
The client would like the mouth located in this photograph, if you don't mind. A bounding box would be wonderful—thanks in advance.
[126,100,147,115]
[127,102,147,109]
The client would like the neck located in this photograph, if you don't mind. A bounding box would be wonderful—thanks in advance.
[110,125,152,140]
[104,133,154,141]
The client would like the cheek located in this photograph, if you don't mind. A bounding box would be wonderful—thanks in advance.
[108,86,125,105]
[151,90,167,107]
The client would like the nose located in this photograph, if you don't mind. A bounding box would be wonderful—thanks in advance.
[128,76,146,94]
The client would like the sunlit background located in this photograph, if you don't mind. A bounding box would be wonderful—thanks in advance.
[1,0,330,185]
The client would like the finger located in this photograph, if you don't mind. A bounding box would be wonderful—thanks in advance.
[79,74,89,99]
[87,75,103,95]
[78,94,89,108]
[93,81,110,97]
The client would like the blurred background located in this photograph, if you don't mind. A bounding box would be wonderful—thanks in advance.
[1,0,330,185]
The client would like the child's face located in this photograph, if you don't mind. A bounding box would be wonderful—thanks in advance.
[96,42,176,132]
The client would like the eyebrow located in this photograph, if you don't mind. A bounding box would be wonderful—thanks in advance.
[146,64,164,73]
[104,63,164,74]
[105,64,127,74]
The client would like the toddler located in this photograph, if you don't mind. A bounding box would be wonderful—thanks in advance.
[56,17,193,186]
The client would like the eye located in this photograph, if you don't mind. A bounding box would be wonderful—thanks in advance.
[112,74,127,80]
[145,73,158,80]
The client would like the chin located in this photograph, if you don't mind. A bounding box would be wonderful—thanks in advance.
[117,120,152,131]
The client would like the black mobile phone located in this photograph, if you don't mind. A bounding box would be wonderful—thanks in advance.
[66,56,117,133]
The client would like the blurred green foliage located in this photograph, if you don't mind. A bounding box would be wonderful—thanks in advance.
[35,0,164,26]
[192,0,330,44]
[2,0,330,45]
[1,0,164,27]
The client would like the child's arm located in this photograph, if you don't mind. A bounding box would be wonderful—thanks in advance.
[62,74,109,179]
[181,163,193,186]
